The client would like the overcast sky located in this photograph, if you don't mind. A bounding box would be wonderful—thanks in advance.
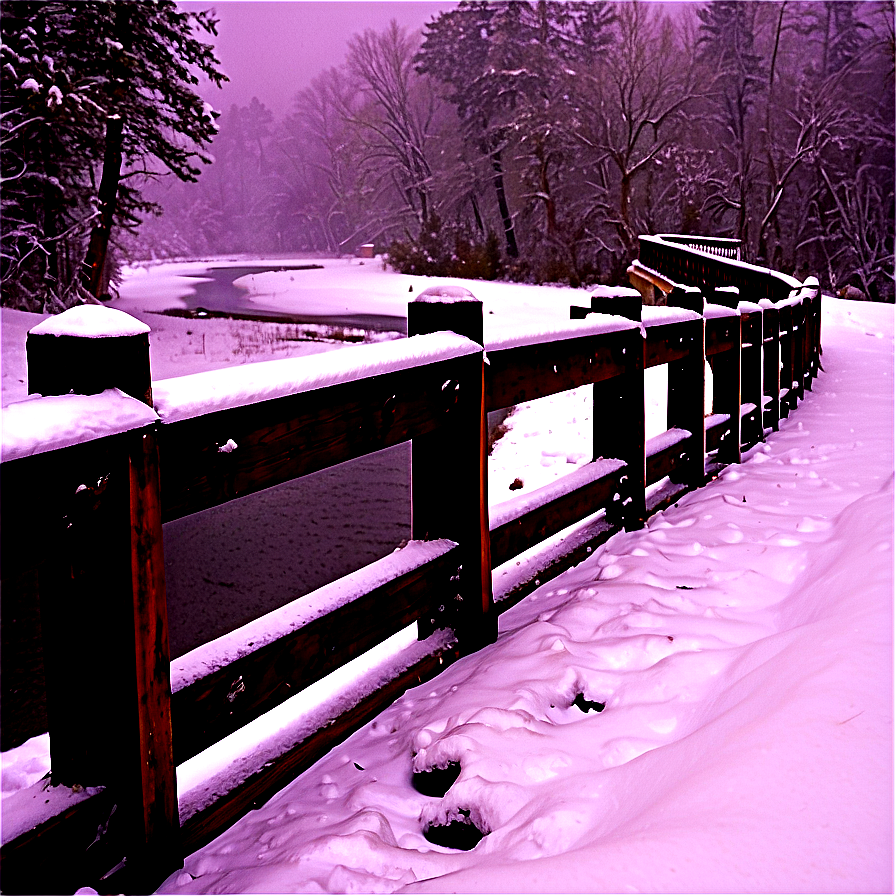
[180,1,453,118]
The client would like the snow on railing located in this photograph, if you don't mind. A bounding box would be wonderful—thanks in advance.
[0,280,823,893]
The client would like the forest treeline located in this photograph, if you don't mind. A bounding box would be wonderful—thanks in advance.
[3,1,894,309]
[132,0,894,301]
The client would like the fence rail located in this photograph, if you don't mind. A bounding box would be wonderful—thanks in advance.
[0,260,822,894]
[629,233,802,305]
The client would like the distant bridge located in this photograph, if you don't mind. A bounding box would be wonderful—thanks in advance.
[0,235,821,893]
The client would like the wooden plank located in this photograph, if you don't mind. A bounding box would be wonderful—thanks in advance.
[178,640,461,857]
[171,545,462,764]
[705,414,730,454]
[778,304,794,418]
[0,787,120,896]
[705,315,739,356]
[489,465,624,568]
[792,300,806,403]
[762,304,781,430]
[646,430,692,486]
[740,309,763,449]
[665,319,706,488]
[708,315,741,465]
[159,354,472,522]
[644,320,701,369]
[125,427,180,881]
[485,330,630,411]
[593,328,646,530]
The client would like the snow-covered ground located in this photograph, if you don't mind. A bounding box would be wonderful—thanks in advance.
[1,259,892,893]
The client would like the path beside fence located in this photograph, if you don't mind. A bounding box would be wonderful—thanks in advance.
[1,270,821,894]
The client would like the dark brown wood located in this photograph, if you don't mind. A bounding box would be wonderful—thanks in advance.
[489,465,624,567]
[646,430,693,486]
[762,303,781,430]
[644,321,698,369]
[178,641,462,857]
[663,318,705,488]
[160,355,472,522]
[778,303,794,417]
[486,329,632,410]
[740,308,763,449]
[667,284,704,314]
[2,424,179,890]
[705,416,729,454]
[125,427,180,884]
[408,296,494,649]
[27,315,152,407]
[593,327,646,529]
[707,314,741,465]
[637,234,799,304]
[589,291,642,320]
[1,436,123,756]
[705,314,739,356]
[171,545,462,764]
[792,299,806,403]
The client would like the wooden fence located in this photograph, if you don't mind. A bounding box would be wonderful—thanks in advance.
[629,233,802,305]
[0,269,822,894]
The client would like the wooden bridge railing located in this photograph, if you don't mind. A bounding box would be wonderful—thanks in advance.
[0,275,822,894]
[629,233,802,305]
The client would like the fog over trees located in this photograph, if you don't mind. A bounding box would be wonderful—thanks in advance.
[4,2,893,308]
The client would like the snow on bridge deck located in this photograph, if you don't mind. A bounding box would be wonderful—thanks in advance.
[148,298,893,894]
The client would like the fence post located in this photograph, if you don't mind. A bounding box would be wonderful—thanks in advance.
[25,307,180,888]
[778,301,795,417]
[667,288,706,488]
[27,305,153,406]
[589,297,646,530]
[407,289,496,650]
[739,303,764,450]
[800,277,820,390]
[760,299,780,431]
[802,277,821,382]
[709,309,742,466]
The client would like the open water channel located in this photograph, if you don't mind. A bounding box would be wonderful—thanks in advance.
[162,265,412,657]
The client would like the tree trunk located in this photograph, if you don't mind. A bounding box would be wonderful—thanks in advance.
[82,116,124,298]
[491,150,518,258]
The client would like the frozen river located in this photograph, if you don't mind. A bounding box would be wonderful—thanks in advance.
[175,263,407,334]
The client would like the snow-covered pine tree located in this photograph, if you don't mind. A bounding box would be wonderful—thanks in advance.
[0,0,225,311]
[417,0,615,267]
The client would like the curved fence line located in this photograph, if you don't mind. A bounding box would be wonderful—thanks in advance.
[630,233,802,306]
[0,269,822,893]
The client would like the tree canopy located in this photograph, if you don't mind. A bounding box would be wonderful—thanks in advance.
[86,1,896,302]
[1,0,225,311]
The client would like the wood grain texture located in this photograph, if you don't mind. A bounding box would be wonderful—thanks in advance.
[489,467,623,567]
[159,355,472,522]
[646,431,692,486]
[172,545,462,764]
[486,330,630,411]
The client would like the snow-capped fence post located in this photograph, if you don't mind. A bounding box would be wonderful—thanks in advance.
[666,288,707,488]
[760,299,781,430]
[21,307,180,888]
[778,301,795,418]
[408,288,496,649]
[706,300,742,466]
[801,277,821,383]
[594,325,646,530]
[794,297,807,404]
[26,305,153,406]
[739,303,764,450]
